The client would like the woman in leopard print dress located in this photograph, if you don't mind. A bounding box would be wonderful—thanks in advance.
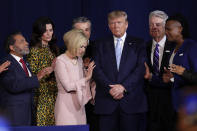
[27,17,59,126]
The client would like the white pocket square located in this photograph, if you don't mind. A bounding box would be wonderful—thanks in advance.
[179,53,184,56]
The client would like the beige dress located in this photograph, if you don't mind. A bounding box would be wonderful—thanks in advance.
[54,54,92,125]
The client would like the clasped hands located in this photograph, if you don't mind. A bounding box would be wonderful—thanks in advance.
[109,84,125,100]
[37,58,56,80]
[144,62,175,83]
[163,64,185,83]
[169,64,185,75]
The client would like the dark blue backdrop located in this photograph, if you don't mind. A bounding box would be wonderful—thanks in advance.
[0,0,196,58]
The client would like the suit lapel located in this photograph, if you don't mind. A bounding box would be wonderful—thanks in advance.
[24,56,32,73]
[119,36,130,71]
[106,35,139,81]
[176,40,187,55]
[147,40,175,74]
[160,41,175,73]
[8,54,28,76]
[173,40,187,65]
[118,36,137,81]
[106,37,119,75]
[146,41,153,70]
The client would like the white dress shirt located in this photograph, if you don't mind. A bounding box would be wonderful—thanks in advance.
[113,32,127,54]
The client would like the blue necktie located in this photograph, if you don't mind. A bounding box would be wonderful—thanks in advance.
[153,43,159,75]
[115,38,122,70]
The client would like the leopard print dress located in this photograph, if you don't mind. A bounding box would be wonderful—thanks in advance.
[27,46,57,126]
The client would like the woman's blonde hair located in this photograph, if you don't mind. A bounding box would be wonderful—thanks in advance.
[63,29,87,56]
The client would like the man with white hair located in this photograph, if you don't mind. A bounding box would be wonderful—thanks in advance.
[144,10,176,131]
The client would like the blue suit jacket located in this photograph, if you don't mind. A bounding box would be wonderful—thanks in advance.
[172,39,197,110]
[93,35,148,114]
[0,54,39,126]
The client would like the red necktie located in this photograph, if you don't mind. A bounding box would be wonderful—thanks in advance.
[19,58,29,77]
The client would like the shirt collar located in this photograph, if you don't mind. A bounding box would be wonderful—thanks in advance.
[10,53,23,62]
[113,32,127,42]
[153,35,166,48]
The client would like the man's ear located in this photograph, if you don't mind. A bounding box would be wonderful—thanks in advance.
[126,21,128,29]
[179,26,183,34]
[9,45,14,52]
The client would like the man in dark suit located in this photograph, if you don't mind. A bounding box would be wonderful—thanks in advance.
[71,17,94,59]
[144,10,176,131]
[93,10,147,131]
[60,16,94,58]
[0,32,52,126]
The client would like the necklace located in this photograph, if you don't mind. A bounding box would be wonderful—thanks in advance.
[41,42,49,48]
[65,52,78,65]
[70,58,78,65]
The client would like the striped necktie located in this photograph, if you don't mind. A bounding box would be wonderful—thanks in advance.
[153,43,159,75]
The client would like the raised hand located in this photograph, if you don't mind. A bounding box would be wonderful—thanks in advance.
[37,67,54,80]
[83,57,91,69]
[85,61,96,81]
[144,62,152,80]
[0,61,11,73]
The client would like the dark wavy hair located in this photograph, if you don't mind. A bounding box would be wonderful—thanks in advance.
[167,14,190,39]
[30,16,59,56]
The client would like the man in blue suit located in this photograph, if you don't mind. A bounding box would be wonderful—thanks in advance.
[0,32,52,126]
[93,10,147,131]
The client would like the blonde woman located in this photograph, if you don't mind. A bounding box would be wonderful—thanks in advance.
[54,29,95,125]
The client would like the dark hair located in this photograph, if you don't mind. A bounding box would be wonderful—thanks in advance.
[167,14,190,39]
[4,31,22,53]
[72,16,91,29]
[30,16,59,56]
